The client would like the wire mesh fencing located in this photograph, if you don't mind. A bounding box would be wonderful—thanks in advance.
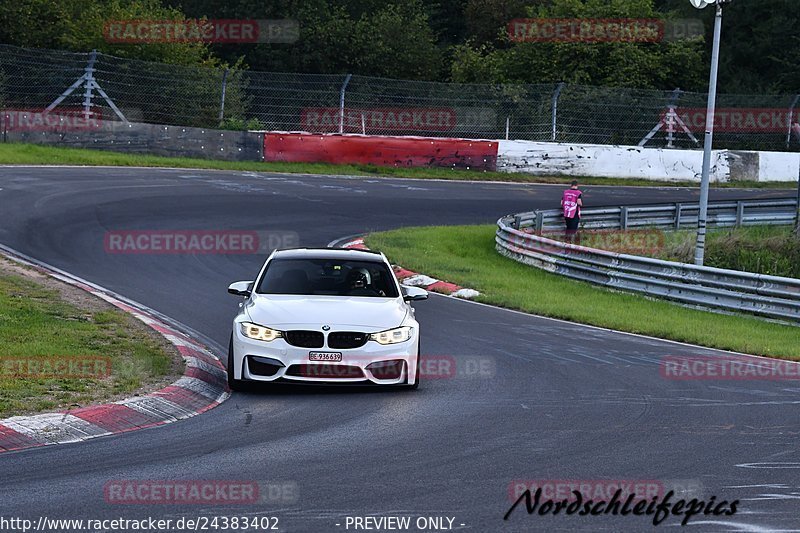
[1,43,798,151]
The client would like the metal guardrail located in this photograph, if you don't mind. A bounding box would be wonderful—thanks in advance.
[497,198,800,323]
[511,198,798,232]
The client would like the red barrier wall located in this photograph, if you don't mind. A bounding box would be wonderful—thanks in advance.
[263,133,498,171]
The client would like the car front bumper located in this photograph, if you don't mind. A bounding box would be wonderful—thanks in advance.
[231,324,418,385]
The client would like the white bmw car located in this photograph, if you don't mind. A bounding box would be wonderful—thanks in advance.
[226,248,427,390]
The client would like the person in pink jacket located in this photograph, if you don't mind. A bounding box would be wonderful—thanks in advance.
[561,180,583,243]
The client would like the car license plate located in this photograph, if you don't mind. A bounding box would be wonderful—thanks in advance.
[309,352,342,362]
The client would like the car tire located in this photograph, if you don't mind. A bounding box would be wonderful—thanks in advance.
[404,340,421,390]
[227,334,245,391]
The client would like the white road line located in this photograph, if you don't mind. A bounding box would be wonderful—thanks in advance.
[735,462,800,469]
[687,520,800,532]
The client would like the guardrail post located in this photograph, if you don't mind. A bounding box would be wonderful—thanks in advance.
[513,215,521,229]
[620,206,629,230]
[735,201,744,227]
[535,212,544,232]
[675,203,683,229]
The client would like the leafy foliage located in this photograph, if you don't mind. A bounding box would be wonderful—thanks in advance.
[0,0,216,66]
[0,0,797,92]
[450,0,706,89]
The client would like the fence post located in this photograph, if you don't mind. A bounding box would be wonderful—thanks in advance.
[665,89,682,148]
[551,82,565,142]
[339,74,352,134]
[218,68,229,124]
[81,50,98,122]
[505,116,510,140]
[46,49,127,123]
[639,88,683,148]
[786,94,800,149]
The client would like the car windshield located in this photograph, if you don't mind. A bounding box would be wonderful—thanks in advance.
[256,258,399,298]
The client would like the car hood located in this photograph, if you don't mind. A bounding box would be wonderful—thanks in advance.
[245,294,408,330]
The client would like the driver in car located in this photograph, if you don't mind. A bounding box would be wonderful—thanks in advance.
[346,268,385,296]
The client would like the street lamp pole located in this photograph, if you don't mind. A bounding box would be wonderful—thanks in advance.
[692,0,728,266]
[793,124,800,235]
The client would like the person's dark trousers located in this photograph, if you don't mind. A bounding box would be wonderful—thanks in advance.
[564,216,580,245]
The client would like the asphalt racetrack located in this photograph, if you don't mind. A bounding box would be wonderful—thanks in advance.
[0,166,798,532]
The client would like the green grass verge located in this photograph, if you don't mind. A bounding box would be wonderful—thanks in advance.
[0,142,794,188]
[365,225,800,359]
[651,225,800,278]
[0,263,177,417]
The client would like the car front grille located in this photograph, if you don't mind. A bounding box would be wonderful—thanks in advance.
[284,330,324,348]
[285,364,365,379]
[327,331,368,349]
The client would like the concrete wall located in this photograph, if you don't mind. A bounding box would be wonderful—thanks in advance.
[263,132,498,170]
[3,120,264,162]
[3,117,798,182]
[748,151,800,182]
[497,140,799,183]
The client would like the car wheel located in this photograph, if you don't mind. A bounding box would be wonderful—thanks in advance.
[227,334,245,391]
[405,341,420,390]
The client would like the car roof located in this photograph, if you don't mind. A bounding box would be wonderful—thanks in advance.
[271,247,386,262]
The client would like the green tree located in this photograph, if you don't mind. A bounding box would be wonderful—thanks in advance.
[464,0,529,47]
[0,0,251,127]
[713,0,800,93]
[655,0,800,93]
[352,2,441,80]
[450,0,706,90]
[0,0,215,67]
[171,0,441,79]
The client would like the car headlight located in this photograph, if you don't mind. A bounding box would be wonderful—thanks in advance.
[241,322,283,342]
[369,326,413,345]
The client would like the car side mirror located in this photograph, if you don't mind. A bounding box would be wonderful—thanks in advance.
[402,286,428,301]
[228,281,253,297]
